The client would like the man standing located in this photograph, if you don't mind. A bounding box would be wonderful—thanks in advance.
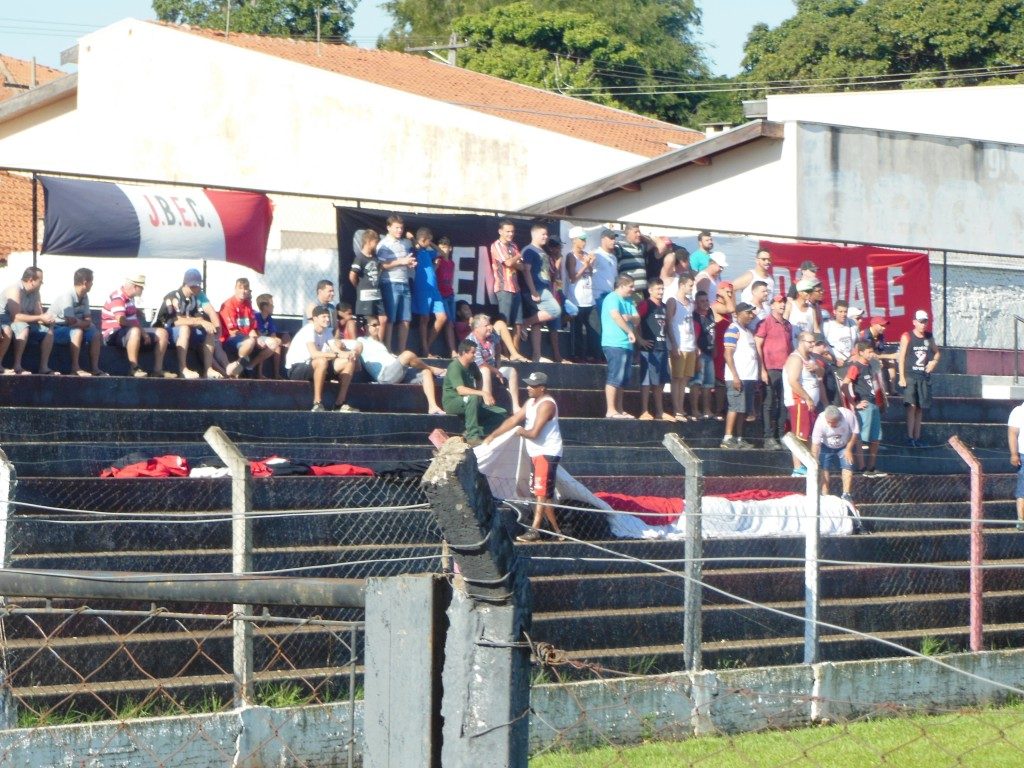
[786,261,820,299]
[156,268,232,379]
[824,300,858,366]
[637,277,672,421]
[721,302,760,449]
[520,224,562,362]
[1007,399,1024,531]
[284,304,360,412]
[101,275,170,378]
[689,231,714,273]
[785,279,820,343]
[735,248,776,304]
[601,275,638,419]
[51,267,106,376]
[783,332,823,476]
[341,318,446,414]
[592,229,621,309]
[3,267,57,374]
[842,341,887,477]
[490,219,525,355]
[377,215,416,352]
[812,404,862,525]
[899,309,941,447]
[694,252,728,305]
[617,224,649,297]
[443,339,508,446]
[485,371,564,542]
[755,294,792,449]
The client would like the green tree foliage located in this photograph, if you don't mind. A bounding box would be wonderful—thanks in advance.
[742,0,1024,93]
[153,0,357,43]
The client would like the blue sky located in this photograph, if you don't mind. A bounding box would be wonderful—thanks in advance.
[0,1,795,76]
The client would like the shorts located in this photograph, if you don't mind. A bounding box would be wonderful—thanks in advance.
[670,350,697,380]
[819,446,854,472]
[603,346,633,388]
[440,295,456,321]
[856,402,882,442]
[788,400,815,441]
[223,334,250,354]
[382,281,412,323]
[53,326,98,345]
[1016,466,1024,500]
[171,325,208,347]
[288,363,315,381]
[356,299,386,319]
[726,379,756,413]
[10,322,51,339]
[413,283,446,317]
[903,377,932,408]
[530,454,560,499]
[375,358,423,385]
[639,349,670,386]
[104,327,160,347]
[690,354,715,388]
[497,290,523,325]
[536,290,562,330]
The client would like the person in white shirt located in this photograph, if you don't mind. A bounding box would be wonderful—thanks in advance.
[812,404,862,531]
[823,300,858,365]
[340,318,446,414]
[285,304,360,412]
[1008,401,1024,532]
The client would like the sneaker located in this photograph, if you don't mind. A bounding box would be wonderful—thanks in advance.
[516,530,541,543]
[337,403,359,413]
[791,467,807,477]
[763,438,782,450]
[906,437,918,448]
[131,366,148,378]
[719,438,736,449]
[311,402,326,412]
[225,361,243,378]
[869,469,888,478]
[862,470,877,478]
[1016,521,1024,532]
[735,439,755,450]
[160,371,178,379]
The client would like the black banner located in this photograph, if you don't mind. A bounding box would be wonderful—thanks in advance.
[336,206,555,312]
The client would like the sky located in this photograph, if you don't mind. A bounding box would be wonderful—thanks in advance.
[0,1,795,76]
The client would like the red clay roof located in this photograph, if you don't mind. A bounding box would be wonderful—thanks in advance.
[169,23,703,158]
[0,172,37,261]
[0,54,65,104]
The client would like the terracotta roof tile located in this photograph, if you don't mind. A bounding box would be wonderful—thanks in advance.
[169,23,703,158]
[0,54,65,104]
[0,172,37,261]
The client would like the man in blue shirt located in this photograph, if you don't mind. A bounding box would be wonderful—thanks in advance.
[601,274,638,419]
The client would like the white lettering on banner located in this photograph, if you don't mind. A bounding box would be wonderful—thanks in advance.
[887,266,905,316]
[475,246,496,306]
[775,270,794,297]
[117,184,227,260]
[825,266,907,316]
[453,245,476,304]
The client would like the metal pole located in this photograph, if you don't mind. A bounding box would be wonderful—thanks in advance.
[783,432,820,664]
[941,251,947,348]
[662,434,703,671]
[0,448,16,569]
[31,173,38,268]
[348,622,357,768]
[948,436,985,652]
[204,426,254,706]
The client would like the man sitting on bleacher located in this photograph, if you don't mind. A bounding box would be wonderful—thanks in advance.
[285,303,360,413]
[51,267,107,376]
[219,277,279,376]
[3,266,57,375]
[101,274,171,378]
[339,318,446,414]
[155,268,234,379]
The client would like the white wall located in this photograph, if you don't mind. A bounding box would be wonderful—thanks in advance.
[768,84,1024,144]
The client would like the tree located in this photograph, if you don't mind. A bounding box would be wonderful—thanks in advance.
[153,0,358,43]
[741,0,1024,94]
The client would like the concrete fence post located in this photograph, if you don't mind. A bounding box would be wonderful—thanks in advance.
[421,438,532,768]
[663,434,704,672]
[0,447,18,728]
[782,433,821,665]
[203,426,254,706]
[948,435,985,652]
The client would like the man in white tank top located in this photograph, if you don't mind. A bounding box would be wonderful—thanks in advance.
[484,371,564,542]
[784,331,823,476]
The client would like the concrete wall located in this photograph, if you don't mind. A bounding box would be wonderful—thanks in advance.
[562,126,798,236]
[0,19,644,235]
[796,123,1024,256]
[768,85,1024,145]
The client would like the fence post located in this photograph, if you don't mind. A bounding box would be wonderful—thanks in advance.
[662,434,703,672]
[0,447,18,728]
[948,436,985,652]
[782,433,821,665]
[204,426,254,706]
[419,438,531,768]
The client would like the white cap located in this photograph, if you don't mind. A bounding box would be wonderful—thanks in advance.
[710,251,728,267]
[914,310,929,321]
[568,226,587,241]
[848,306,865,319]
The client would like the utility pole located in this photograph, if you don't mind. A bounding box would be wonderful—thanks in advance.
[406,33,471,66]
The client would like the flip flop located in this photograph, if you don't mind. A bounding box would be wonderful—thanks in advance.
[74,370,92,377]
[661,414,677,422]
[638,413,654,421]
[428,409,446,415]
[38,370,60,376]
[91,370,110,377]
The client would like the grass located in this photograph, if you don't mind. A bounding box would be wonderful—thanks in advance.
[530,702,1024,767]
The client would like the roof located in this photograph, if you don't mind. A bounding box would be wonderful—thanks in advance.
[521,120,785,215]
[169,23,703,158]
[0,172,36,261]
[0,54,65,104]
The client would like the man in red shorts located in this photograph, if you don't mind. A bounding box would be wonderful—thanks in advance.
[783,331,822,476]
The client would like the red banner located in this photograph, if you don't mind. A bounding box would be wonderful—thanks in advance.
[760,241,931,338]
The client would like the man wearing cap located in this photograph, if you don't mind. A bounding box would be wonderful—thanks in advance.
[3,266,57,375]
[755,294,792,450]
[721,302,760,448]
[285,304,360,412]
[155,268,233,379]
[443,339,508,445]
[694,252,727,305]
[592,228,620,305]
[101,274,171,378]
[842,341,887,477]
[785,279,820,344]
[787,261,820,299]
[485,371,563,542]
[862,315,898,395]
[824,300,859,366]
[898,310,941,447]
[735,249,777,305]
[689,231,714,273]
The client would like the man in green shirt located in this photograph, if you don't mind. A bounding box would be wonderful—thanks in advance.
[443,339,508,446]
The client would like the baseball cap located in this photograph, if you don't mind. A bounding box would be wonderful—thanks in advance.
[735,302,756,314]
[600,228,618,240]
[796,278,819,292]
[312,304,332,318]
[127,274,146,287]
[183,268,203,286]
[799,260,819,272]
[869,315,888,326]
[710,251,728,267]
[771,294,786,304]
[523,371,548,387]
[848,306,865,319]
[914,310,929,321]
[568,226,587,241]
[717,281,734,291]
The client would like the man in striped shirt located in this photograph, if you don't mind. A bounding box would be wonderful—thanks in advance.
[101,274,170,378]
